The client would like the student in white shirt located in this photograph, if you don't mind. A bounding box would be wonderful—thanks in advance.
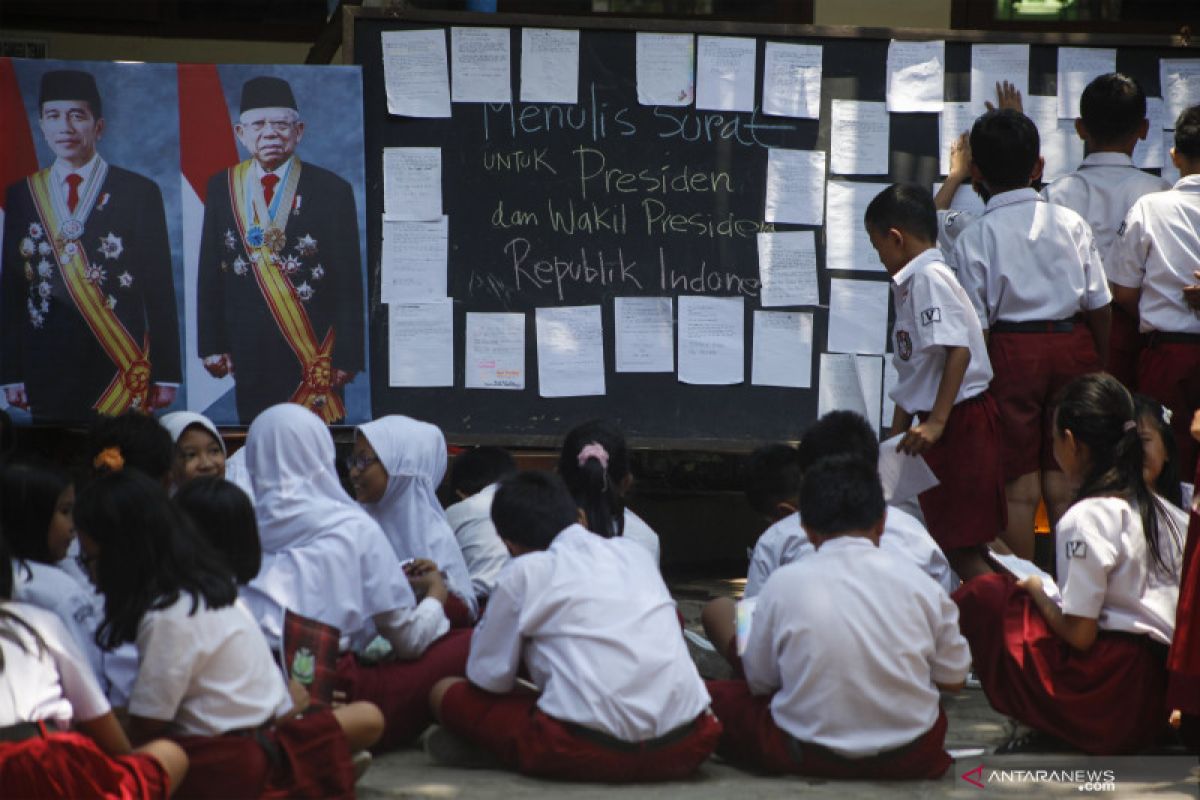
[74,467,383,798]
[558,419,661,565]
[702,411,955,671]
[954,373,1185,754]
[707,455,969,779]
[1108,106,1200,478]
[1043,73,1170,390]
[0,539,188,798]
[444,446,515,604]
[238,403,471,752]
[427,471,720,781]
[349,415,478,626]
[951,109,1113,561]
[160,411,227,492]
[868,184,1005,578]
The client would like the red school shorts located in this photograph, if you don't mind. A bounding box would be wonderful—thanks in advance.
[953,572,1168,754]
[1138,340,1200,479]
[0,730,168,800]
[917,391,1007,550]
[439,681,721,782]
[987,325,1100,480]
[704,680,951,779]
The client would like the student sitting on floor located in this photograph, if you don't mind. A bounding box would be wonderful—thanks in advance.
[350,415,478,627]
[954,373,1185,754]
[444,446,515,606]
[427,471,721,782]
[558,419,661,565]
[240,404,471,752]
[868,183,1006,581]
[743,443,802,524]
[160,412,227,493]
[74,468,382,799]
[0,536,189,799]
[174,476,262,585]
[706,455,969,780]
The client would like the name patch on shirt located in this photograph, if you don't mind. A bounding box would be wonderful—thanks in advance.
[1066,541,1088,560]
[920,307,941,326]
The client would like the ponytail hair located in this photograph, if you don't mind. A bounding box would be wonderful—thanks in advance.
[557,419,629,539]
[1055,374,1181,574]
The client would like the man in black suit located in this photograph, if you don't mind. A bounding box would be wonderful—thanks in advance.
[1,69,181,422]
[196,76,363,424]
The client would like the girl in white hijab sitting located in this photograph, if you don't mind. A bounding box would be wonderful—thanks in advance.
[348,415,479,628]
[238,404,472,751]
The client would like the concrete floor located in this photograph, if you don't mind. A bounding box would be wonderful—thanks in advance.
[357,578,1200,800]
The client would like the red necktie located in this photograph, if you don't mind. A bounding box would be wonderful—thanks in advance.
[262,174,280,206]
[65,173,82,213]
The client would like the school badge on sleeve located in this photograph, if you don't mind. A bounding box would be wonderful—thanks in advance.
[896,330,913,361]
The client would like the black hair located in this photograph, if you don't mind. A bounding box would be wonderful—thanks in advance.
[1055,374,1182,575]
[1175,105,1200,160]
[74,470,237,649]
[174,477,262,585]
[744,444,802,519]
[1133,394,1183,509]
[970,109,1040,192]
[491,471,579,551]
[449,446,517,498]
[798,455,886,539]
[1079,73,1147,146]
[863,183,938,244]
[558,419,629,539]
[0,533,48,674]
[796,411,879,473]
[0,457,70,565]
[87,412,174,483]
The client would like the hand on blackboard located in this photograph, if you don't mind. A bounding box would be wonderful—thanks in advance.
[948,133,972,181]
[203,353,234,378]
[898,419,945,456]
[986,81,1023,113]
[332,369,354,388]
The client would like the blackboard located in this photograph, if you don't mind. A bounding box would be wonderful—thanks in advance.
[350,8,1195,448]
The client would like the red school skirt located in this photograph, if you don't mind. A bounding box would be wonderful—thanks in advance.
[443,592,476,629]
[917,391,1007,550]
[705,680,950,780]
[335,627,472,752]
[0,729,168,800]
[1168,462,1200,717]
[440,681,721,782]
[172,706,354,800]
[954,572,1168,754]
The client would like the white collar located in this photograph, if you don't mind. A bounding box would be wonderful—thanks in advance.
[814,535,880,555]
[891,248,944,287]
[1079,152,1136,168]
[51,152,102,185]
[1173,174,1200,193]
[252,156,294,181]
[984,187,1041,213]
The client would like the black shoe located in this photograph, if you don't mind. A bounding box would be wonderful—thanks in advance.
[994,723,1070,755]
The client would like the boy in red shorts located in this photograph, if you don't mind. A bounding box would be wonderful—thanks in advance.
[950,109,1112,560]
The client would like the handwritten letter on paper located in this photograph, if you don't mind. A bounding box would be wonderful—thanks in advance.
[389,300,454,387]
[451,26,512,103]
[636,32,695,106]
[828,278,890,355]
[381,29,451,118]
[465,312,525,390]
[520,28,580,104]
[757,230,818,308]
[535,306,605,397]
[752,311,813,388]
[383,147,442,220]
[696,36,757,112]
[614,297,674,373]
[380,216,448,303]
[886,40,945,113]
[762,42,822,119]
[678,295,744,385]
[764,149,826,225]
[830,100,890,175]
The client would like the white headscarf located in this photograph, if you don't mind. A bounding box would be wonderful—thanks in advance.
[159,411,226,455]
[358,416,478,617]
[240,404,414,649]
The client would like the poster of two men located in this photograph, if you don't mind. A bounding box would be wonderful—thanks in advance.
[0,58,370,425]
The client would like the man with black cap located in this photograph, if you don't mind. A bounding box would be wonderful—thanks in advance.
[1,69,181,422]
[196,75,363,424]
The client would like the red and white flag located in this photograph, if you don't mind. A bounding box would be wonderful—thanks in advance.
[177,63,240,415]
[0,57,40,250]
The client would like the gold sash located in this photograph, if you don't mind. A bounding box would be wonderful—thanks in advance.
[228,160,344,422]
[28,169,151,415]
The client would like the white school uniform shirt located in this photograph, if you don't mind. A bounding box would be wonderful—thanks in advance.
[742,537,969,757]
[467,524,710,741]
[950,188,1112,327]
[1107,175,1200,334]
[936,209,976,260]
[359,416,479,621]
[128,595,292,737]
[444,484,510,600]
[889,248,992,415]
[622,508,661,565]
[1042,152,1170,266]
[1056,496,1186,646]
[0,602,110,729]
[241,404,447,656]
[743,507,954,597]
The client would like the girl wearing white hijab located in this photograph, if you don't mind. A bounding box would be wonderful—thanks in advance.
[159,411,226,491]
[239,403,472,751]
[349,415,479,627]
